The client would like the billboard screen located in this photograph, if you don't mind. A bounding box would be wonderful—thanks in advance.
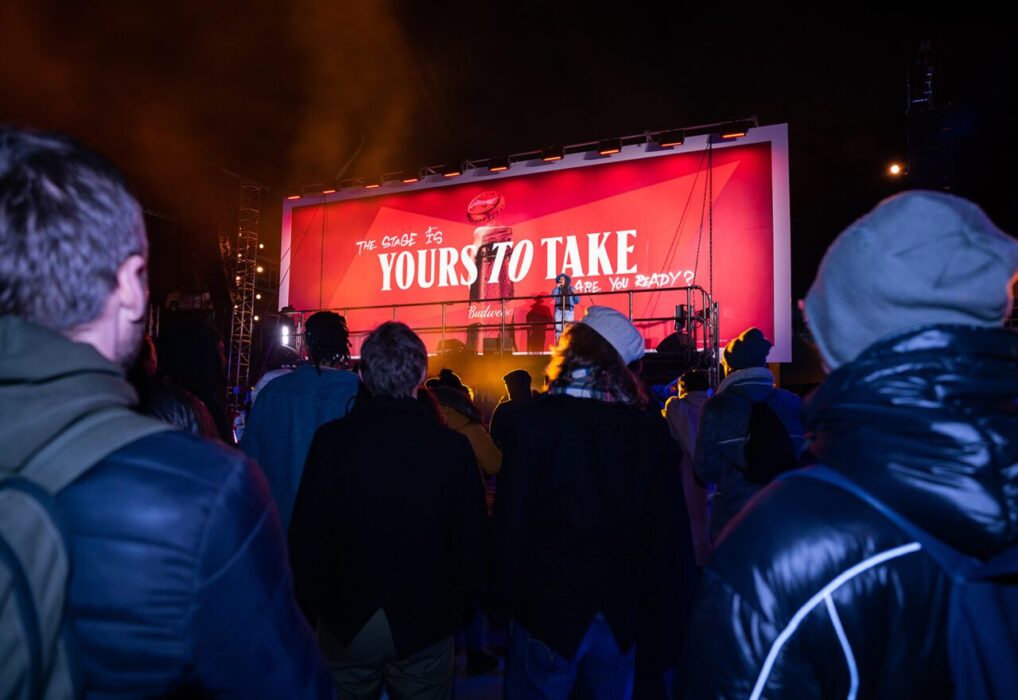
[281,124,791,360]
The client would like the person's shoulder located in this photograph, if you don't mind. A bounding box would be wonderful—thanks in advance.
[318,367,359,386]
[309,410,357,444]
[516,392,563,419]
[105,430,249,484]
[707,471,928,615]
[772,386,803,407]
[60,431,266,563]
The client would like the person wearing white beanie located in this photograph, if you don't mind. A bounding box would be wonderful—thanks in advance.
[682,190,1018,699]
[492,305,695,698]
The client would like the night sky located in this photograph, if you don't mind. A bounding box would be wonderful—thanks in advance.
[2,4,1014,302]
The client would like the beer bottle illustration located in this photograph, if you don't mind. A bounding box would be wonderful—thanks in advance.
[466,190,514,351]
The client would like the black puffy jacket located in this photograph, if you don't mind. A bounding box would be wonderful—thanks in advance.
[683,325,1018,699]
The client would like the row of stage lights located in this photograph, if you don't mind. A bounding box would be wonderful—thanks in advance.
[287,119,756,200]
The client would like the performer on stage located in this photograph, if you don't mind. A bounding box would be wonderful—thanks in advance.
[551,273,579,341]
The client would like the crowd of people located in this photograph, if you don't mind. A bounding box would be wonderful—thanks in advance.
[1,126,1016,700]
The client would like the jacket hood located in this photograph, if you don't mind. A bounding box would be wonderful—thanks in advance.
[804,324,1018,557]
[716,366,775,402]
[681,390,711,409]
[0,316,138,472]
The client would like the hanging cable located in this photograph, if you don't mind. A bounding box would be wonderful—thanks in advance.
[647,147,710,313]
[708,138,714,299]
[319,195,327,309]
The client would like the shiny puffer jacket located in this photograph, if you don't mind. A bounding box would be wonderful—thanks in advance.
[683,325,1018,699]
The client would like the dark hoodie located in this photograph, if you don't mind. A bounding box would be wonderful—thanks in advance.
[683,325,1018,699]
[0,316,150,471]
[0,316,332,698]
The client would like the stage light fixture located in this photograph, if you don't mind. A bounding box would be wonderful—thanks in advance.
[254,315,260,322]
[322,188,336,195]
[658,131,685,148]
[441,164,462,178]
[364,177,381,189]
[888,163,904,176]
[255,293,262,300]
[721,122,750,139]
[541,146,564,162]
[259,243,265,249]
[597,139,622,156]
[287,194,300,200]
[257,265,264,273]
[488,157,510,172]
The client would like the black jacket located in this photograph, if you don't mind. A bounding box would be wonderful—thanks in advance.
[289,395,488,658]
[491,393,695,660]
[488,395,532,450]
[683,325,1018,699]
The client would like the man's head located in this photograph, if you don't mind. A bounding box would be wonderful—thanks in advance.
[503,368,532,400]
[721,327,772,376]
[0,128,148,367]
[304,311,351,367]
[678,369,710,398]
[805,190,1018,370]
[359,322,427,398]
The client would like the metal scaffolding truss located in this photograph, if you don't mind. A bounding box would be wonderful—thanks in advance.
[221,180,264,413]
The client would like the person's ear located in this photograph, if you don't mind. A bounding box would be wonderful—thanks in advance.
[115,254,148,323]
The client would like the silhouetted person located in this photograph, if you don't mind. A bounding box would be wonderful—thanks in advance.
[240,311,358,530]
[664,369,712,565]
[694,327,805,540]
[488,368,534,451]
[129,334,219,439]
[289,322,487,698]
[492,306,695,698]
[526,298,554,353]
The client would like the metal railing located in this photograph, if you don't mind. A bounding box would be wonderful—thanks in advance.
[280,285,720,381]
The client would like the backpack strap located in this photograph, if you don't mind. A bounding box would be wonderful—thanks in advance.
[20,408,172,494]
[782,466,983,583]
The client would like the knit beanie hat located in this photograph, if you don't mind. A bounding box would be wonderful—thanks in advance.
[722,327,773,371]
[805,190,1018,369]
[580,306,645,365]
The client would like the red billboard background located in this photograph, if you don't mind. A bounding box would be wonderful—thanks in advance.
[281,130,790,360]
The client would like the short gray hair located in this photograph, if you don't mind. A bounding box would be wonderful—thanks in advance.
[0,127,147,331]
[359,322,427,398]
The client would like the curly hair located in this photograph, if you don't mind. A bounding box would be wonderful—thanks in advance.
[546,323,646,407]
